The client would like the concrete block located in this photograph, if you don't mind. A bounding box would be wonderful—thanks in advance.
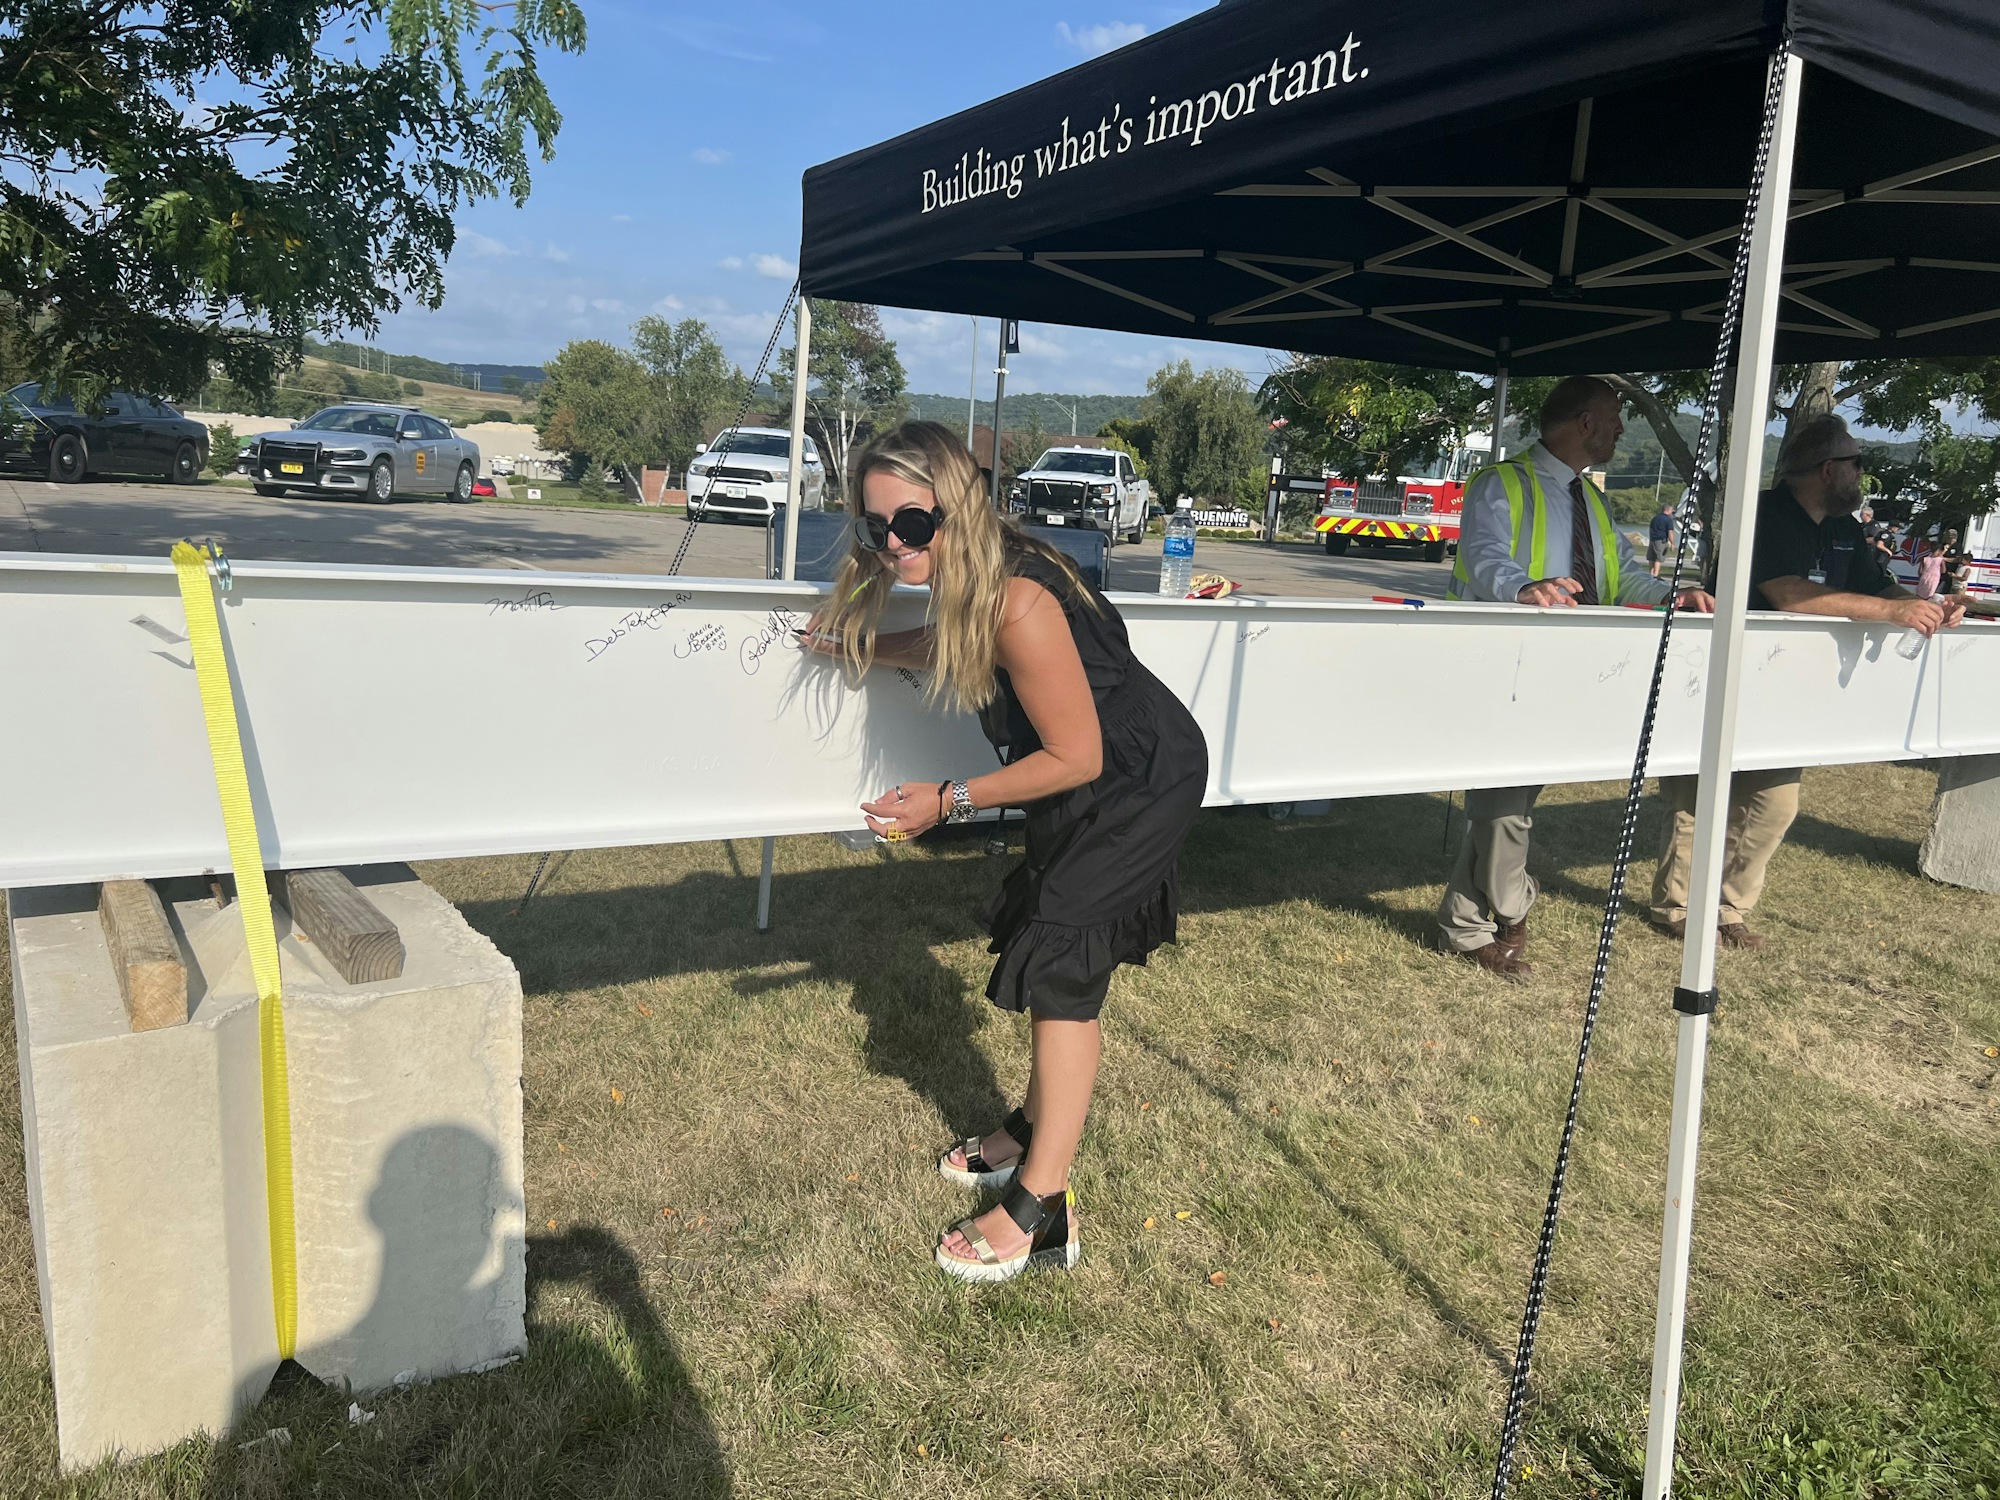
[10,865,523,1469]
[1920,752,2000,894]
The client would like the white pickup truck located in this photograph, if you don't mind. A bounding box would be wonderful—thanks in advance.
[1009,446,1151,545]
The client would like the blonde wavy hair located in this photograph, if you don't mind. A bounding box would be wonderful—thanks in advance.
[818,420,1093,714]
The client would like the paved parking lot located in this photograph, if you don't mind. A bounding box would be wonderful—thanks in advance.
[0,475,1456,599]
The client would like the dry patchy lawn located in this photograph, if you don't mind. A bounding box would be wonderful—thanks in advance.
[2,763,1997,1498]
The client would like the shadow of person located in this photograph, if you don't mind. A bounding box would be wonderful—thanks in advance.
[202,1135,731,1496]
[732,910,1009,1143]
[465,843,1015,1148]
[300,1125,525,1393]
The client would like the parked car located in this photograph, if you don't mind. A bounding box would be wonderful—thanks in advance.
[0,383,210,484]
[236,403,481,503]
[684,427,825,523]
[1008,446,1150,544]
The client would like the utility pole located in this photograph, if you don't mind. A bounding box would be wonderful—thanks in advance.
[1059,398,1078,436]
[987,320,1017,510]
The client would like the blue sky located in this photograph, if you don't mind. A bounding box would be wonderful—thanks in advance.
[373,1,1281,397]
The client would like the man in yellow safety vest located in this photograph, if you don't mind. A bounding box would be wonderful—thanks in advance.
[1437,376,1714,980]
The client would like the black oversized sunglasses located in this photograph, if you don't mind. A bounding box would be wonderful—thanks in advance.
[855,505,943,553]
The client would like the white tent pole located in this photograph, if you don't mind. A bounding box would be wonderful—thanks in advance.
[966,316,979,447]
[782,296,814,584]
[1639,48,1803,1500]
[760,294,814,934]
[1491,365,1510,462]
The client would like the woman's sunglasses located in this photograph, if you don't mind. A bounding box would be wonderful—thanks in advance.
[855,505,943,553]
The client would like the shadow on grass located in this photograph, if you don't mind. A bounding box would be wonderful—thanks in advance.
[202,1226,730,1499]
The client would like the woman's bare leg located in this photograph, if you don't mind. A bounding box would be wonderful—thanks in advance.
[1018,1016,1098,1196]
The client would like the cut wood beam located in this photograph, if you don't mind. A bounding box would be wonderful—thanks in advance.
[97,880,187,1032]
[283,868,404,985]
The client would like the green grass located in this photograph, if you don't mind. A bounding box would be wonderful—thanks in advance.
[3,763,1997,1497]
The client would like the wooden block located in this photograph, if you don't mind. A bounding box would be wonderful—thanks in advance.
[97,881,187,1032]
[282,868,404,985]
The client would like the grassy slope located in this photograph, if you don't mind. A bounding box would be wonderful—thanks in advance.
[2,763,1995,1498]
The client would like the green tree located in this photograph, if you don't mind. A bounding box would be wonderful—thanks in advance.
[0,0,586,405]
[1868,432,2000,535]
[1000,411,1049,488]
[1147,360,1263,502]
[630,316,742,478]
[1097,415,1154,479]
[537,340,652,491]
[773,300,906,497]
[205,422,238,476]
[1260,356,1488,481]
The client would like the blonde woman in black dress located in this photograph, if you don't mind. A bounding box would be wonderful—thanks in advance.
[806,421,1207,1283]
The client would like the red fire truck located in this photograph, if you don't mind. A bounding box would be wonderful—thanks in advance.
[1313,474,1466,563]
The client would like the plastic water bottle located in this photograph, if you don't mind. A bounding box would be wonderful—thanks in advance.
[1160,499,1196,597]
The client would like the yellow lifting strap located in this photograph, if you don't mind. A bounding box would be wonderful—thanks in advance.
[170,542,300,1360]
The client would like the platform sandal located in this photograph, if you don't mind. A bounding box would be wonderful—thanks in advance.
[934,1181,1079,1284]
[936,1106,1033,1189]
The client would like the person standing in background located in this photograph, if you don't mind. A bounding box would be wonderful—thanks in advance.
[1437,377,1713,980]
[1915,529,1947,599]
[1650,414,1964,948]
[1648,499,1678,577]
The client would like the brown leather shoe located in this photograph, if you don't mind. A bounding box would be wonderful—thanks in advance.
[1717,922,1766,951]
[1456,941,1532,982]
[1494,918,1529,959]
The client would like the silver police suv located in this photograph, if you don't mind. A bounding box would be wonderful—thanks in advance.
[237,402,482,503]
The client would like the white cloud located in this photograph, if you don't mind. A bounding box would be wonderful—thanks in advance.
[461,230,512,258]
[692,147,733,166]
[653,294,685,313]
[1055,20,1147,56]
[611,213,633,224]
[543,244,572,263]
[754,253,797,281]
[718,256,744,271]
[589,297,627,313]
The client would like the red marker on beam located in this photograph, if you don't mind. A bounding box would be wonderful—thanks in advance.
[1370,595,1426,608]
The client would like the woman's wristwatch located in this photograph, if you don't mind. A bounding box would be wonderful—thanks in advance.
[939,779,977,824]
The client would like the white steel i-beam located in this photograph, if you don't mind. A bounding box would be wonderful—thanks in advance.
[1641,49,1804,1500]
[2,550,1996,890]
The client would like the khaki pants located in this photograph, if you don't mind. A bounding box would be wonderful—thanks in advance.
[1437,784,1543,953]
[1649,768,1803,927]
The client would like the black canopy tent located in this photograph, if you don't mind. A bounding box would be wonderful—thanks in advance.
[797,11,1999,1499]
[801,0,2000,377]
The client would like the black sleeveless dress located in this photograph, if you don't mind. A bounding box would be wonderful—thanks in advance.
[976,545,1209,1022]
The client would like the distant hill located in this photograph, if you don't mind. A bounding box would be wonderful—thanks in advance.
[905,392,1148,432]
[304,337,544,394]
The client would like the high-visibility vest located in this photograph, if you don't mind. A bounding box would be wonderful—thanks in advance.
[1447,457,1622,603]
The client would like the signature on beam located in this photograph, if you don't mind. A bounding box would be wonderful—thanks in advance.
[675,623,729,659]
[488,590,565,615]
[585,594,695,662]
[741,608,807,675]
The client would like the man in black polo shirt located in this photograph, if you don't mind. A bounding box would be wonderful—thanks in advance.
[1649,413,1965,948]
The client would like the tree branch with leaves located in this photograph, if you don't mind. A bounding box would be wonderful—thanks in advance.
[0,0,586,403]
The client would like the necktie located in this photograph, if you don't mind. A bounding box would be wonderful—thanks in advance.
[1569,477,1599,606]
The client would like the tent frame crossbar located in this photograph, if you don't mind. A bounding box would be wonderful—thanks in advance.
[958,137,1998,354]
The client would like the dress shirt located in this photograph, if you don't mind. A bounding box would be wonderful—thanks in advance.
[1458,441,1668,606]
